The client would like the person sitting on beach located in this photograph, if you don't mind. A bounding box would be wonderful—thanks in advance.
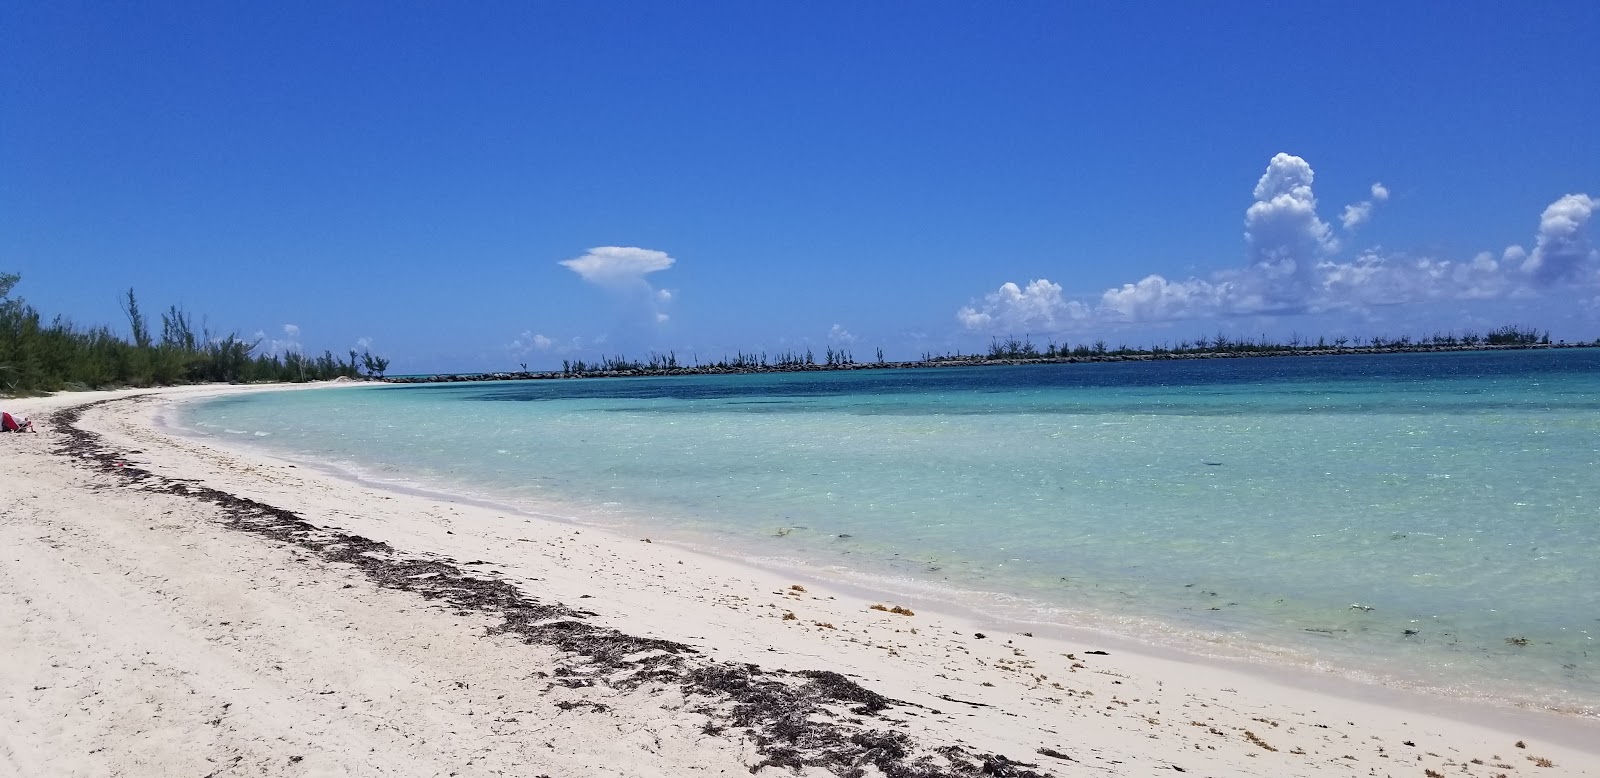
[1,411,35,432]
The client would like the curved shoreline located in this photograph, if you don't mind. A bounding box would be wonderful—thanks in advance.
[163,387,1600,733]
[8,384,1599,776]
[170,378,1600,722]
[59,394,1044,777]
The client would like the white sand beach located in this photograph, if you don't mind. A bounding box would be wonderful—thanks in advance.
[2,385,1596,777]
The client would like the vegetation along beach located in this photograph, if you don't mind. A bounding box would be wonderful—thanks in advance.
[5,3,1599,776]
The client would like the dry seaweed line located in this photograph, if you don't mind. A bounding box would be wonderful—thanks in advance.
[52,397,1053,778]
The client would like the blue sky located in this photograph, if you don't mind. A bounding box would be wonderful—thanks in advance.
[3,2,1597,372]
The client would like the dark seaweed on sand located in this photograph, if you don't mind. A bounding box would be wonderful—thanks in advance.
[52,397,1053,778]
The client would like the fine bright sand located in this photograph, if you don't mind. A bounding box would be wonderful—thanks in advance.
[1,385,1595,777]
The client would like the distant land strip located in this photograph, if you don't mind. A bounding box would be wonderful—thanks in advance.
[386,339,1592,385]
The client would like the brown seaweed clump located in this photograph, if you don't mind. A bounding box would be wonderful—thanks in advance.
[870,604,915,616]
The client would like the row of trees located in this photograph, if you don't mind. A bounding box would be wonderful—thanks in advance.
[528,323,1570,380]
[950,326,1557,362]
[0,273,389,394]
[558,345,893,375]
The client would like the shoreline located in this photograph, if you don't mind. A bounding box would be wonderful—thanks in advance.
[161,384,1600,728]
[165,383,1600,723]
[5,384,1598,776]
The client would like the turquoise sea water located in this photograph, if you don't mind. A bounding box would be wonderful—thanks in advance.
[180,350,1600,713]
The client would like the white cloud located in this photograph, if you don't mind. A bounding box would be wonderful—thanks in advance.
[955,152,1597,331]
[1518,194,1599,285]
[559,246,677,327]
[355,336,373,349]
[1243,153,1340,307]
[1280,191,1595,312]
[956,308,991,329]
[828,324,856,343]
[1317,250,1511,306]
[957,279,1090,331]
[559,246,675,285]
[1340,202,1374,230]
[265,323,303,354]
[1099,275,1237,321]
[508,330,555,356]
[1340,181,1391,231]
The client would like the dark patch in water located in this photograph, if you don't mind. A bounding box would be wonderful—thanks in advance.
[394,350,1600,409]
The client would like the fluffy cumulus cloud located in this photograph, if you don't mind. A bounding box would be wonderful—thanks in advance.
[828,324,856,343]
[1340,182,1391,230]
[957,154,1596,331]
[957,279,1090,331]
[1340,203,1373,230]
[1517,194,1599,285]
[560,246,675,285]
[1318,249,1511,306]
[1318,194,1597,306]
[1241,153,1340,308]
[1098,275,1237,322]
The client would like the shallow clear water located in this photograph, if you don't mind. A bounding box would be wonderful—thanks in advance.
[181,350,1600,712]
